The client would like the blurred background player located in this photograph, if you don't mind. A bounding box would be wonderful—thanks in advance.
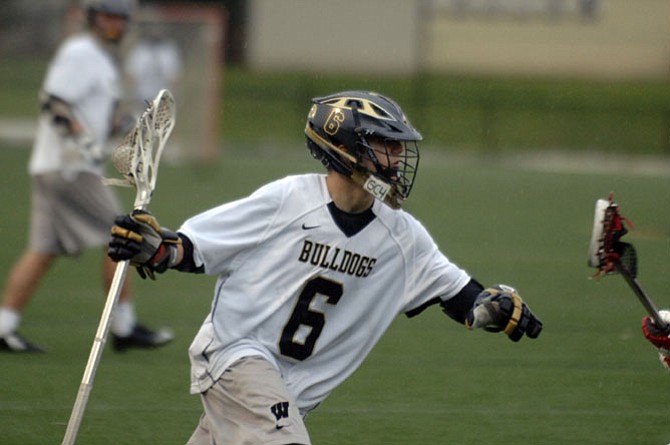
[0,0,173,353]
[108,91,543,444]
[642,310,670,371]
[125,22,182,117]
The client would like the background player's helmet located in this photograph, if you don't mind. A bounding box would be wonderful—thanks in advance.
[85,0,135,42]
[85,0,134,17]
[305,91,422,209]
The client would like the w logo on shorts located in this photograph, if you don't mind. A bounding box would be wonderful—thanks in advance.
[271,401,290,423]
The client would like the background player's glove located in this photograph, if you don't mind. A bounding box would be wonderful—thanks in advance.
[641,310,670,371]
[108,210,181,280]
[466,284,543,342]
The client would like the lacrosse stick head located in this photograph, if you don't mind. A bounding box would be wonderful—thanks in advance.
[587,192,637,279]
[107,89,176,209]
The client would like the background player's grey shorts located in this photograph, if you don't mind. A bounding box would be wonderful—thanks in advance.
[187,356,311,445]
[29,172,122,256]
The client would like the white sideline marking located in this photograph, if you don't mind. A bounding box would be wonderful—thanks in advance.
[0,118,36,144]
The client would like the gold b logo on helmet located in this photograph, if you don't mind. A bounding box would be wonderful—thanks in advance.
[324,108,345,136]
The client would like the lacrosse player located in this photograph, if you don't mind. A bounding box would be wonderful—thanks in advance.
[0,0,173,353]
[108,91,543,445]
[587,196,670,372]
[642,311,670,370]
[125,24,182,116]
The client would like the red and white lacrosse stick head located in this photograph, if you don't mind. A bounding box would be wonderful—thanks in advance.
[587,192,635,278]
[587,193,669,335]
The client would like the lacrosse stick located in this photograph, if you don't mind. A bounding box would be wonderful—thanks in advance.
[61,89,176,445]
[587,192,669,331]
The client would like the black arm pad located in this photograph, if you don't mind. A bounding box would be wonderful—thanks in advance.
[440,279,485,324]
[41,94,78,135]
[174,233,205,274]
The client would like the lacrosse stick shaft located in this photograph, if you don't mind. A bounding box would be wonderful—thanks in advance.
[61,261,130,445]
[615,261,669,331]
[62,89,175,444]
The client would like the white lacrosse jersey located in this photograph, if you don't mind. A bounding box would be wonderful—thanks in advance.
[181,174,471,414]
[29,32,121,176]
[125,38,181,108]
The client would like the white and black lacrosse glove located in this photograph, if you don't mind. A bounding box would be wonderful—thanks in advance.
[641,310,670,371]
[108,210,181,280]
[466,284,543,342]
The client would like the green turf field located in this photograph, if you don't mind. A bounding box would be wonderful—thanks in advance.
[1,143,669,444]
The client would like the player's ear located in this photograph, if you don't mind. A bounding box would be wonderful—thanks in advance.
[337,144,355,164]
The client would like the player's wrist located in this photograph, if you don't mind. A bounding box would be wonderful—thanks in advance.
[149,238,182,272]
[149,243,172,272]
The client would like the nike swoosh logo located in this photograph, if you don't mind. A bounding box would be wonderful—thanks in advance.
[275,425,285,430]
[302,223,320,230]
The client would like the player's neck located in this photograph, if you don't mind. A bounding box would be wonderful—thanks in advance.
[326,172,374,214]
[88,29,123,57]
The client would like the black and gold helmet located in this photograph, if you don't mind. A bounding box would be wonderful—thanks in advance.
[305,91,422,209]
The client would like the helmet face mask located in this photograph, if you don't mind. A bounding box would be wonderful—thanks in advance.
[357,136,419,201]
[305,91,422,209]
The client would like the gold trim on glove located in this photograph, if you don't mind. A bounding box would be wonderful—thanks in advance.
[503,293,524,336]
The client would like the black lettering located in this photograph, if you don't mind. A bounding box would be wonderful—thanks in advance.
[310,243,324,265]
[328,247,341,270]
[271,401,290,421]
[298,241,377,278]
[338,251,352,273]
[356,257,370,277]
[298,240,312,262]
[363,258,377,277]
[319,245,331,268]
[347,254,361,275]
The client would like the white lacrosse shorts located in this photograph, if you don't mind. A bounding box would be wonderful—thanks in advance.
[186,356,311,445]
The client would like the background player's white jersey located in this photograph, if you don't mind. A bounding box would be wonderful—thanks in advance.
[180,174,471,414]
[125,38,181,108]
[29,33,121,176]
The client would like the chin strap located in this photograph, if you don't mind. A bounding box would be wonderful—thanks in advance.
[350,168,404,209]
[305,125,404,209]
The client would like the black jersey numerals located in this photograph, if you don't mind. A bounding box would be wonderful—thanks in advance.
[279,276,343,361]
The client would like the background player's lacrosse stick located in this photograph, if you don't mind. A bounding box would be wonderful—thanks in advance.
[587,192,669,331]
[61,89,176,445]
